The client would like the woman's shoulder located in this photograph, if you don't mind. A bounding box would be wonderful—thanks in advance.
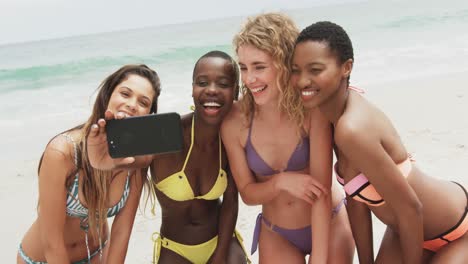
[43,131,79,167]
[225,102,245,124]
[37,131,79,183]
[222,103,248,132]
[221,103,250,144]
[334,103,379,149]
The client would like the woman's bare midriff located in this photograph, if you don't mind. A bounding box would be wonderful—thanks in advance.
[20,217,109,262]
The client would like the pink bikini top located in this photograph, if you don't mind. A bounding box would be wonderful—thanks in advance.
[334,157,413,207]
[334,85,413,207]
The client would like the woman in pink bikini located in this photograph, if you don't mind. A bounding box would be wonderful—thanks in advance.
[221,13,355,263]
[291,21,468,263]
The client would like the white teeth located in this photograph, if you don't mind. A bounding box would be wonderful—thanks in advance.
[203,102,221,107]
[251,86,266,93]
[118,111,133,117]
[302,90,317,96]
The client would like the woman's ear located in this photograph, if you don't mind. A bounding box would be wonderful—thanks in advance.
[342,59,353,78]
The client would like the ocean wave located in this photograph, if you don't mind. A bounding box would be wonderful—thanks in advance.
[378,9,468,29]
[0,44,231,93]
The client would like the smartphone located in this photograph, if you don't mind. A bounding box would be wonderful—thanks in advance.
[106,112,183,158]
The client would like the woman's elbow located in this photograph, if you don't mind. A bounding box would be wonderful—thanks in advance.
[239,192,258,206]
[400,197,423,219]
[240,194,253,205]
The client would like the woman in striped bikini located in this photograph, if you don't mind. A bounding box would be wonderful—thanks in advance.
[17,64,161,263]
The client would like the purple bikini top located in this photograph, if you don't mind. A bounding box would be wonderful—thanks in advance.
[245,118,310,176]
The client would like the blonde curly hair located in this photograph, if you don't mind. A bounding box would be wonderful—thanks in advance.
[233,13,304,127]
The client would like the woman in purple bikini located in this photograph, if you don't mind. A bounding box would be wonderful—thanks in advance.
[221,13,355,263]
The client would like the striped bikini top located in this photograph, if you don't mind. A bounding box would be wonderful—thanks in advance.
[63,134,130,219]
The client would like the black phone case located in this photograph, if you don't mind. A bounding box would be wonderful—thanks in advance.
[106,112,183,158]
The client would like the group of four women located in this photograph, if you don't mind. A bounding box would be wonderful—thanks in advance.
[18,12,467,264]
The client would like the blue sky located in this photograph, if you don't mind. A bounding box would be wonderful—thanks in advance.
[0,0,360,45]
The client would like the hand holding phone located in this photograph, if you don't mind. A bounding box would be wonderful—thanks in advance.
[86,110,136,170]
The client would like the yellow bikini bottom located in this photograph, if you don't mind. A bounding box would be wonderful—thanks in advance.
[152,230,250,264]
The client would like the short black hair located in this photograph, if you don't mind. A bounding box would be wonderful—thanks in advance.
[296,21,354,64]
[192,50,240,100]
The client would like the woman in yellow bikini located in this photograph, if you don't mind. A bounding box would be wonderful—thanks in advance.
[87,51,249,263]
[291,21,468,263]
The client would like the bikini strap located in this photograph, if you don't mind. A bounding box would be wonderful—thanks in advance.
[218,135,222,170]
[452,182,468,210]
[247,114,254,144]
[348,86,365,94]
[182,114,223,171]
[152,232,162,264]
[62,133,80,188]
[181,115,195,171]
[62,133,78,168]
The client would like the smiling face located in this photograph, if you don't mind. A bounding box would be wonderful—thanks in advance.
[291,40,352,109]
[107,74,155,117]
[192,56,236,125]
[237,44,279,106]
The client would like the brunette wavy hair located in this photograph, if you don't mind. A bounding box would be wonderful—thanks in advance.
[38,64,160,240]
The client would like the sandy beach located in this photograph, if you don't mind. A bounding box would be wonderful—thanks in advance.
[2,70,466,263]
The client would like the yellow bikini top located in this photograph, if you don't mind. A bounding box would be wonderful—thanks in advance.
[155,115,228,201]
